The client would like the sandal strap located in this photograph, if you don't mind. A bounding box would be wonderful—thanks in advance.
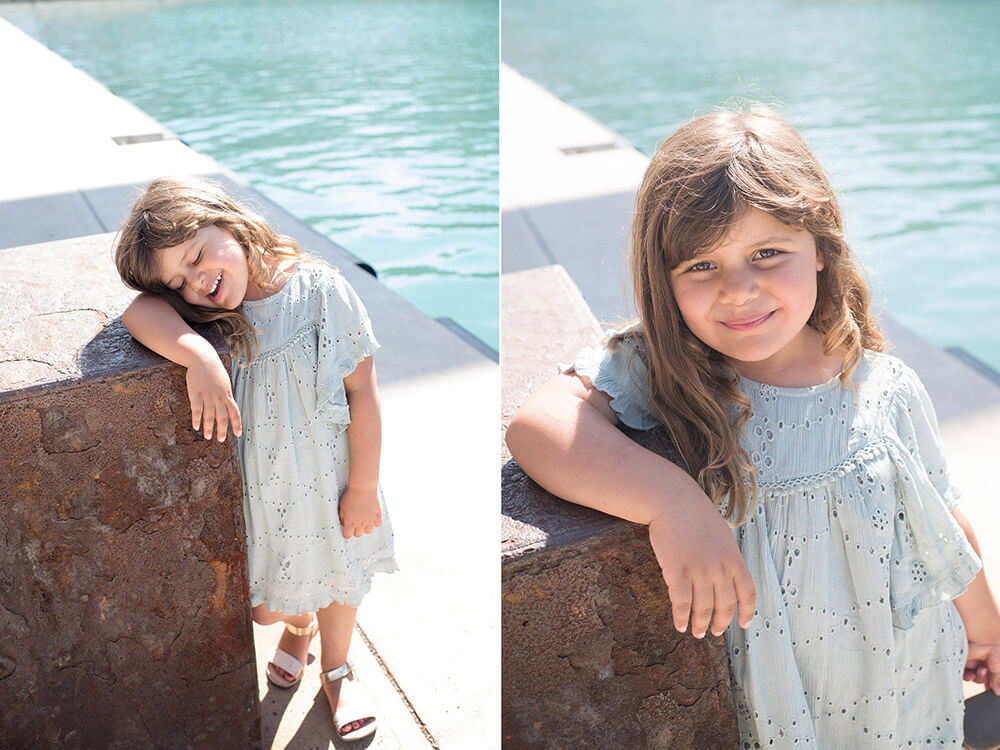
[285,618,316,637]
[322,661,354,684]
[270,648,304,679]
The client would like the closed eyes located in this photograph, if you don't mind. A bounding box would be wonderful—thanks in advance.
[170,249,203,291]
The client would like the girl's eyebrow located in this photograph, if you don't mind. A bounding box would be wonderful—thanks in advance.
[749,233,795,246]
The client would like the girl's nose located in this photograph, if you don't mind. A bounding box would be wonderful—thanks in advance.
[196,270,210,295]
[718,267,759,305]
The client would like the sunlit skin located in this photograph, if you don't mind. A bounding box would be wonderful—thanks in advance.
[669,208,843,388]
[156,224,265,309]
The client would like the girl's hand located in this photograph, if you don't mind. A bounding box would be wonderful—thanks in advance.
[339,485,383,539]
[950,508,1000,694]
[649,495,756,639]
[508,371,756,639]
[185,354,242,442]
[966,640,1000,695]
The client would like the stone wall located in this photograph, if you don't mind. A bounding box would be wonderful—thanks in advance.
[501,265,737,749]
[0,235,260,748]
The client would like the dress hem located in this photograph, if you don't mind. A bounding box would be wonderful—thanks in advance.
[250,558,399,613]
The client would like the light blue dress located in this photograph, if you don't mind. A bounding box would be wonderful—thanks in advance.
[233,261,396,614]
[568,332,981,747]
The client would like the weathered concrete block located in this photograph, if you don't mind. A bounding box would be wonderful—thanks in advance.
[0,235,260,748]
[501,265,737,749]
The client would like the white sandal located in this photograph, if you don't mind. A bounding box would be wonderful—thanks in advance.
[322,661,377,742]
[266,619,317,688]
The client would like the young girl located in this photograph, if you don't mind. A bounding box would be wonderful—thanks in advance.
[507,107,1000,747]
[115,177,397,742]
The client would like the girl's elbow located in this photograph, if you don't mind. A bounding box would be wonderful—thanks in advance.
[121,305,138,336]
[506,405,541,464]
[121,293,155,332]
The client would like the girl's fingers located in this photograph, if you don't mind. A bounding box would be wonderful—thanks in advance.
[710,581,738,637]
[985,647,1000,678]
[363,522,375,535]
[191,399,203,432]
[215,406,227,442]
[666,577,693,634]
[734,566,757,628]
[689,578,714,639]
[203,406,215,440]
[228,398,242,438]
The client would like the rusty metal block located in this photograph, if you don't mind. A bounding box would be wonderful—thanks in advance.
[501,265,737,749]
[0,235,260,748]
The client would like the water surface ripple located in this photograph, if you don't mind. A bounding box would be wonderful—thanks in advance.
[4,0,499,349]
[504,0,1000,371]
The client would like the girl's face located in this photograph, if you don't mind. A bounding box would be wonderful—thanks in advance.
[669,208,825,378]
[157,224,260,309]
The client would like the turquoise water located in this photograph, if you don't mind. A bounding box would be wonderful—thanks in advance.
[2,0,498,350]
[504,0,1000,372]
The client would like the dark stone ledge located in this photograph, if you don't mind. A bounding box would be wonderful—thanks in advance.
[0,235,260,748]
[501,265,737,749]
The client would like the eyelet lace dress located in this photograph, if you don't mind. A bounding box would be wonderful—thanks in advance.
[566,334,981,748]
[233,261,396,614]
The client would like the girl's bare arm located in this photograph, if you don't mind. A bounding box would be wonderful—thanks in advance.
[123,294,217,366]
[340,355,383,538]
[121,293,241,441]
[952,508,1000,693]
[506,372,756,638]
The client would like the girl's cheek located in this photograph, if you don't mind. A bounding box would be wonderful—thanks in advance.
[678,283,716,317]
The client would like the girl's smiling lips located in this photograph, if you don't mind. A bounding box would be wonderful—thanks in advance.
[721,311,775,330]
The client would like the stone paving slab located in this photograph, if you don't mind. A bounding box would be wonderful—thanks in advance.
[253,621,430,750]
[368,362,500,748]
[500,64,648,325]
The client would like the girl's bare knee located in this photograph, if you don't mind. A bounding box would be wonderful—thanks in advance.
[252,603,283,626]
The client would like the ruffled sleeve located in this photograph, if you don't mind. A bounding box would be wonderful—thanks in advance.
[313,268,380,432]
[885,364,981,628]
[561,330,660,430]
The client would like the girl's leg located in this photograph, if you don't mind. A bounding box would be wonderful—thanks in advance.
[253,603,315,682]
[315,601,373,735]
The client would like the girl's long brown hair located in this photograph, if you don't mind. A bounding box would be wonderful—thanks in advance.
[114,177,302,364]
[621,105,885,526]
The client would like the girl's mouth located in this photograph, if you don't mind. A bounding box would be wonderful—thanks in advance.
[722,311,774,330]
[208,272,223,300]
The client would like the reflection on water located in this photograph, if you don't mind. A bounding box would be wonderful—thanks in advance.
[504,0,1000,371]
[3,0,499,349]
